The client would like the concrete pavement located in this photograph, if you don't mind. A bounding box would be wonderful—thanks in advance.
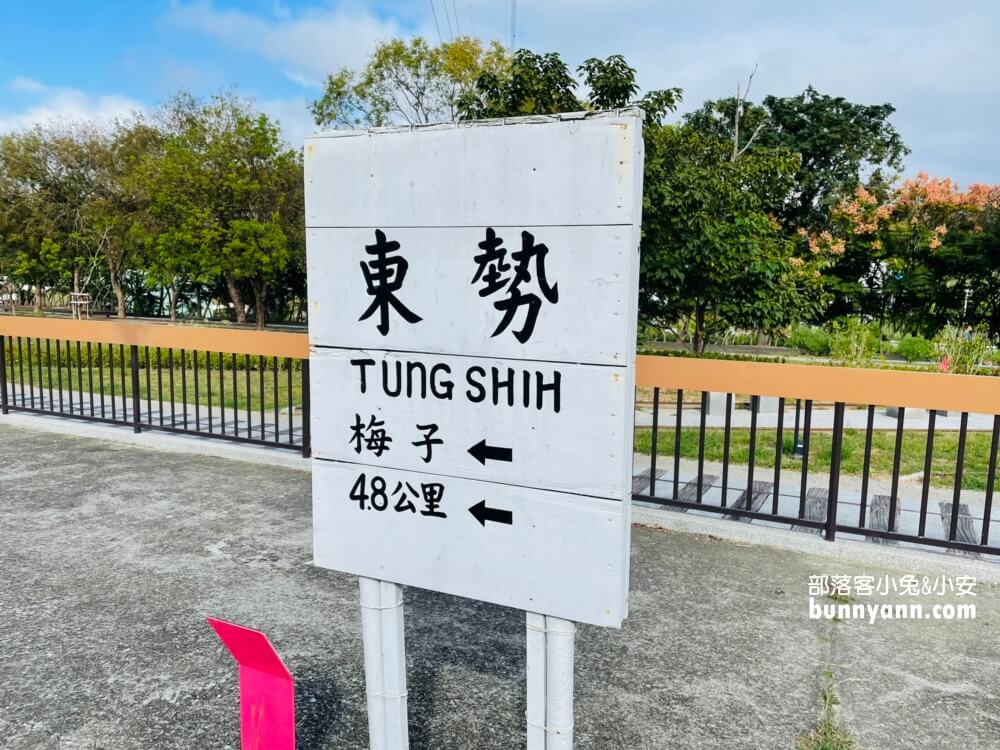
[0,422,997,749]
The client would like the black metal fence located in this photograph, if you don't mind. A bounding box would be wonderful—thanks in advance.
[3,323,999,560]
[632,388,1000,557]
[0,334,311,457]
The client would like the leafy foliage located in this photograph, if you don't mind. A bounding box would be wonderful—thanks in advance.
[0,127,85,311]
[762,87,908,229]
[144,92,300,327]
[458,49,682,122]
[461,49,578,118]
[3,35,999,353]
[786,326,831,356]
[640,124,828,352]
[828,318,879,366]
[311,37,509,127]
[686,86,909,230]
[817,174,1000,339]
[935,325,995,374]
[894,335,937,363]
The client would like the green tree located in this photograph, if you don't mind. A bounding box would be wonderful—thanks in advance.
[825,176,1000,339]
[458,50,681,121]
[457,49,580,118]
[964,210,1000,339]
[763,87,907,229]
[686,85,909,230]
[149,92,300,327]
[82,119,163,318]
[640,125,827,352]
[311,36,509,127]
[0,127,87,313]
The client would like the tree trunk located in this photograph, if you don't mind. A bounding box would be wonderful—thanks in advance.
[693,302,706,356]
[169,284,179,322]
[252,279,267,330]
[226,275,247,324]
[110,270,126,319]
[72,266,81,320]
[33,284,43,315]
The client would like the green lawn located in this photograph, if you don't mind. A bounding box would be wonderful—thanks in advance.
[634,425,997,491]
[5,361,304,413]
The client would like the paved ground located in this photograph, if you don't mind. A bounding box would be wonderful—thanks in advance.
[1,422,998,749]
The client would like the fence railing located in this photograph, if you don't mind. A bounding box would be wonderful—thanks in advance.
[0,318,311,456]
[634,357,1000,557]
[2,317,998,558]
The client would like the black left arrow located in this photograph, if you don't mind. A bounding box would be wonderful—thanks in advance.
[468,439,513,466]
[469,500,513,527]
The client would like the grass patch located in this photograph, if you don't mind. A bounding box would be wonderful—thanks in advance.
[5,363,304,412]
[796,716,857,750]
[634,425,995,491]
[795,674,858,750]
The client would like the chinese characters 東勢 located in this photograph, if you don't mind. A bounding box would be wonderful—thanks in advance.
[473,227,559,344]
[359,229,422,336]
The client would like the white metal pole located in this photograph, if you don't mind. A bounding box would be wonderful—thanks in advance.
[380,580,410,750]
[359,577,388,750]
[544,616,576,750]
[525,612,547,750]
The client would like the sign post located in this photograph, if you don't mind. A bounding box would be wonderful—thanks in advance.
[305,109,644,749]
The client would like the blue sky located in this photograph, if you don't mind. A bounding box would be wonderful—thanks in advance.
[1,1,998,185]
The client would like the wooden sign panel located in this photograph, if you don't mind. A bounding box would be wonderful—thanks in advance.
[305,110,643,627]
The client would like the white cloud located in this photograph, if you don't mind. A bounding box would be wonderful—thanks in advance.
[258,95,318,148]
[0,79,144,133]
[164,0,1000,184]
[8,77,46,93]
[165,1,406,87]
[494,0,1000,184]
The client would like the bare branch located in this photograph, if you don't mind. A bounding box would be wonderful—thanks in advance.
[743,62,759,103]
[735,121,767,160]
[731,62,761,162]
[732,79,741,162]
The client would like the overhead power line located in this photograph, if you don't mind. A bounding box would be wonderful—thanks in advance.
[513,0,518,50]
[429,0,443,44]
[443,0,454,40]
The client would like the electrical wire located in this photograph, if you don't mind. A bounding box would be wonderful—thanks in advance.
[429,0,443,44]
[510,0,517,51]
[443,0,454,39]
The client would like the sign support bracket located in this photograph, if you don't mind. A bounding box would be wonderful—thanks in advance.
[360,577,409,750]
[526,612,576,749]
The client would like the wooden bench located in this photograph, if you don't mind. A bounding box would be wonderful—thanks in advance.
[938,502,980,557]
[727,480,773,523]
[631,469,717,512]
[792,488,828,534]
[631,467,663,496]
[866,495,902,544]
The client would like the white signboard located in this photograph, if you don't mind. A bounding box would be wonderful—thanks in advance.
[305,111,643,628]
